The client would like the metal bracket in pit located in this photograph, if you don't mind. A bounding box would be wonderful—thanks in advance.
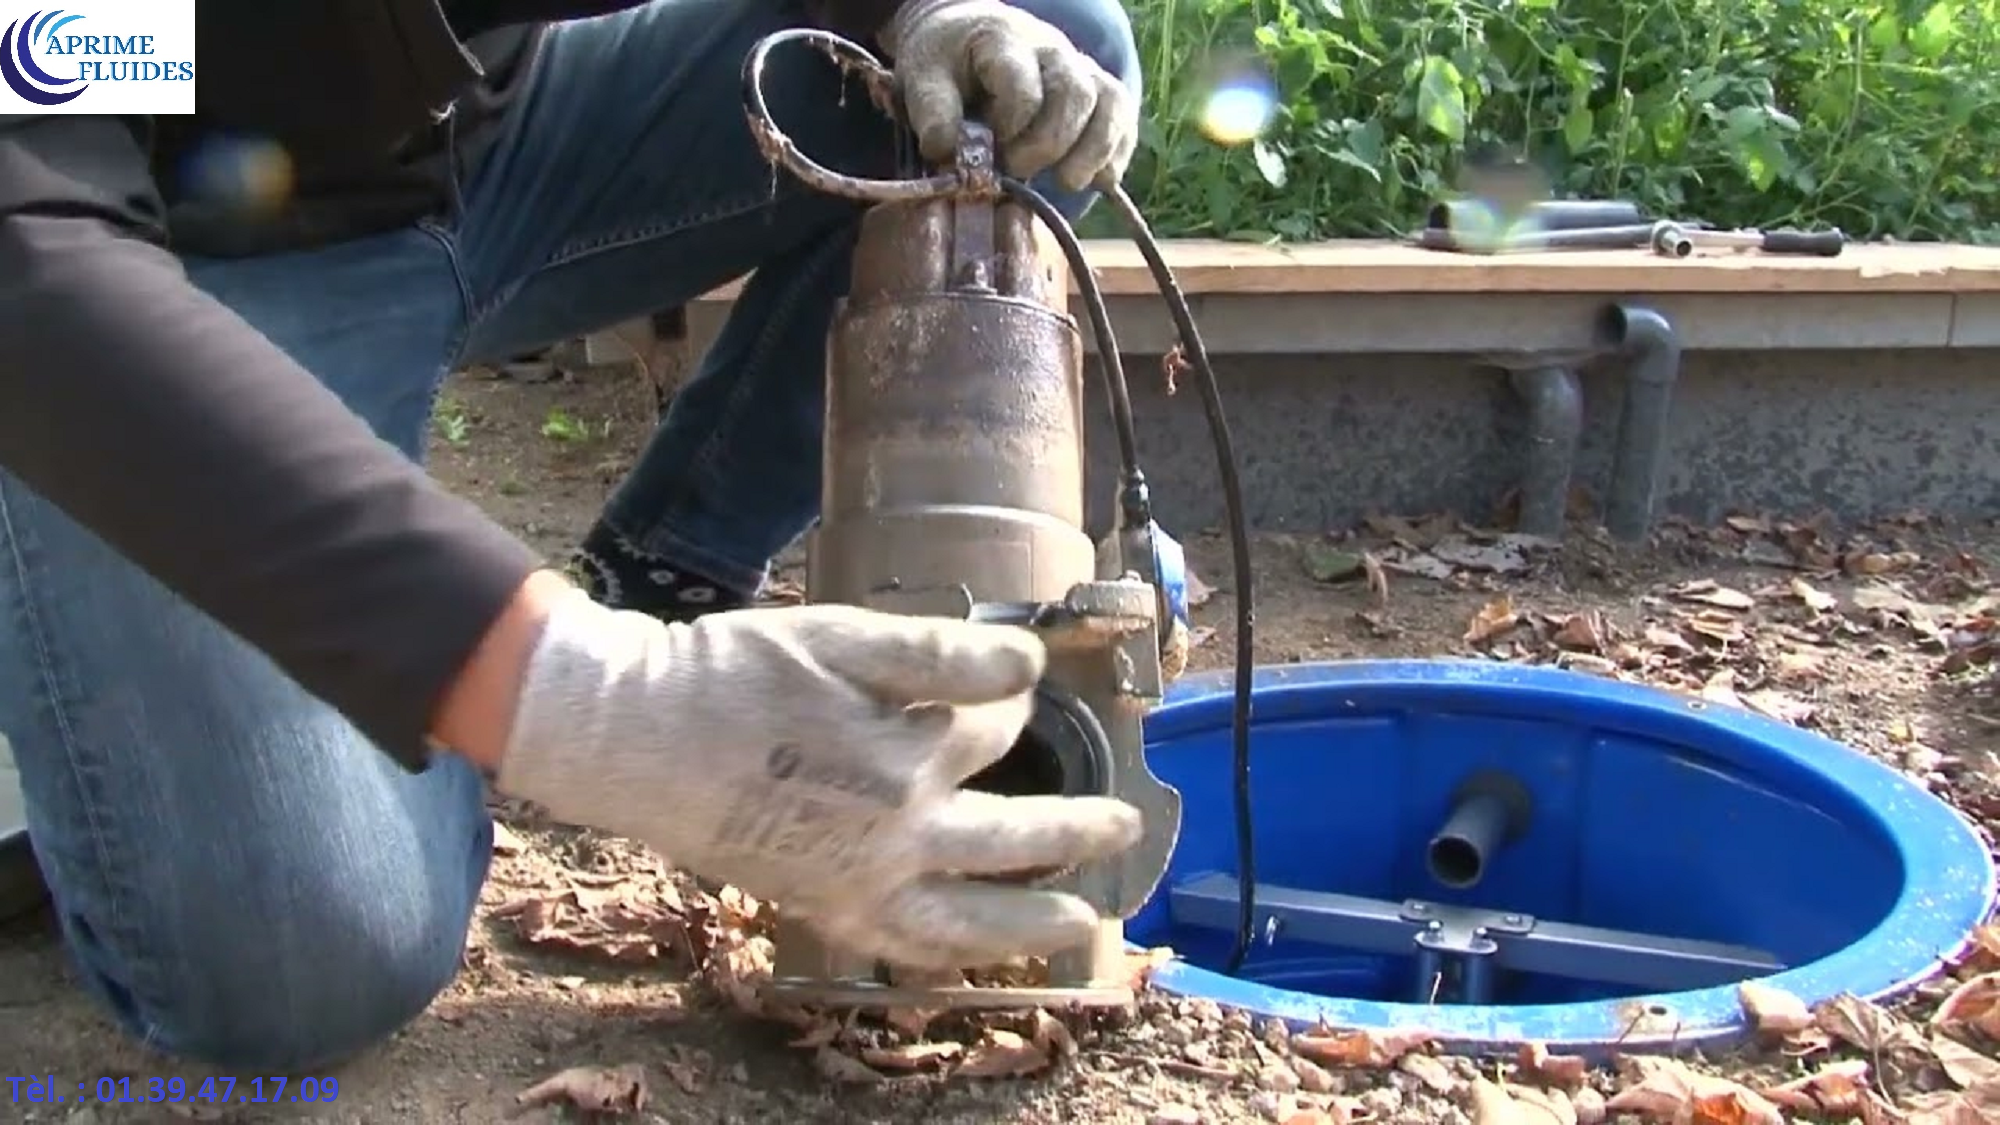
[1402,900,1533,1004]
[1171,874,1784,1004]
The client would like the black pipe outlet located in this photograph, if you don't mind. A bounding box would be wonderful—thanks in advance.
[1426,771,1534,890]
[1599,305,1683,543]
[1507,366,1583,538]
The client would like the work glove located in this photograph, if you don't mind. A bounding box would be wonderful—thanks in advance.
[881,0,1138,192]
[495,589,1144,969]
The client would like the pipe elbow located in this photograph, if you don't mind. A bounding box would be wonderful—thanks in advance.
[1600,304,1682,384]
[1508,365,1583,429]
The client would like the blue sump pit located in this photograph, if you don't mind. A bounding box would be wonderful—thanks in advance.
[1130,660,1997,1053]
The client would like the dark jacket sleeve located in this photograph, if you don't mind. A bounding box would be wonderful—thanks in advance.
[0,115,543,769]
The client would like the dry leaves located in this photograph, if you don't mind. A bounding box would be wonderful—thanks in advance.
[1757,1059,1876,1118]
[1466,596,1521,645]
[1674,579,1758,611]
[1936,974,2000,1040]
[515,1063,648,1117]
[1470,1077,1579,1125]
[492,882,692,964]
[1292,1027,1436,1068]
[1607,1057,1784,1125]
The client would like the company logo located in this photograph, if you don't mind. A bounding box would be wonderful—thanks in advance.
[0,4,196,113]
[1,10,88,105]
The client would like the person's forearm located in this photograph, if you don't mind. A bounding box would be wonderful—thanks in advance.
[433,569,575,772]
[0,116,543,769]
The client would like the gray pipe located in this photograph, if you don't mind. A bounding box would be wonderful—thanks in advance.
[1507,366,1583,538]
[1426,771,1533,890]
[1601,305,1683,542]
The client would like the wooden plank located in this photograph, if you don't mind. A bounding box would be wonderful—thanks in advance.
[695,238,2000,301]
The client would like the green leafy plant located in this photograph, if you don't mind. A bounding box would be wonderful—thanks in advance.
[1116,0,1999,242]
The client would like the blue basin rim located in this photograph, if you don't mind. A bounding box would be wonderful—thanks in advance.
[1130,660,1997,1050]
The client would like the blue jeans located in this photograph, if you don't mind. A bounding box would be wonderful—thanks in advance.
[0,0,1137,1070]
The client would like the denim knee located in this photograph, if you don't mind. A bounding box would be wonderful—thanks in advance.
[79,842,482,1072]
[1018,0,1143,92]
[91,848,480,1064]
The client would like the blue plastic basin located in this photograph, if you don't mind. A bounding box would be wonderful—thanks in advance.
[1131,660,1995,1051]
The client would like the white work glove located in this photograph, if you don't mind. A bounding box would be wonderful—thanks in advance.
[881,0,1139,191]
[496,589,1144,969]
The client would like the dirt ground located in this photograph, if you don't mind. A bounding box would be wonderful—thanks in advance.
[2,352,1997,1125]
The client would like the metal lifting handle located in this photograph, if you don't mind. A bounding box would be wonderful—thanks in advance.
[739,27,977,203]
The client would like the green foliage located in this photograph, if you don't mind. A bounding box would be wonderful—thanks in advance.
[1111,0,2000,242]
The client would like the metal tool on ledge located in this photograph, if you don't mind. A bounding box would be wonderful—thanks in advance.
[741,29,1262,1010]
[1417,199,1847,258]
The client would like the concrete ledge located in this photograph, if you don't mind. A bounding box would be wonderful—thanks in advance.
[603,238,2000,360]
[576,238,2000,532]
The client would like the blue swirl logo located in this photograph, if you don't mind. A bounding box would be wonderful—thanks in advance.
[1,10,88,107]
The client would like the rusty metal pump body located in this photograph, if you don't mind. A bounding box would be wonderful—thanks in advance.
[766,136,1184,1012]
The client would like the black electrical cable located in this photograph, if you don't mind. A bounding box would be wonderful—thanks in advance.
[1099,187,1259,974]
[1005,175,1260,977]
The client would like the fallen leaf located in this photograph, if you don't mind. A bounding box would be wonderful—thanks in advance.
[1032,1009,1078,1059]
[1681,611,1748,645]
[1936,973,2000,1039]
[1954,926,2000,974]
[1516,1042,1589,1089]
[1845,551,1920,576]
[1742,689,1814,726]
[1814,992,1926,1055]
[1643,624,1697,654]
[814,1047,885,1084]
[1552,610,1610,652]
[1933,1031,2000,1089]
[1606,1059,1783,1125]
[501,886,689,965]
[1789,578,1838,613]
[1758,1058,1869,1115]
[1739,981,1813,1035]
[1701,670,1745,708]
[515,1063,648,1116]
[1431,534,1544,575]
[1673,580,1756,611]
[705,930,775,1015]
[1292,1027,1435,1068]
[955,1029,1051,1078]
[1465,596,1521,645]
[1903,1087,2000,1125]
[1725,514,1772,535]
[859,1042,963,1072]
